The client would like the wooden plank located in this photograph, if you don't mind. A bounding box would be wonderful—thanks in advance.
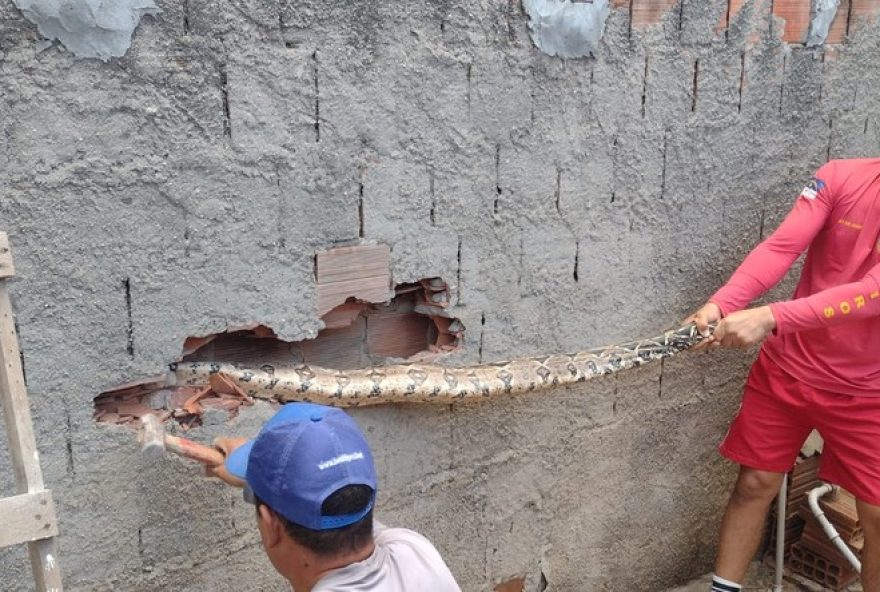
[0,491,58,548]
[0,234,64,590]
[29,537,64,591]
[0,284,44,492]
[315,244,390,284]
[0,233,15,279]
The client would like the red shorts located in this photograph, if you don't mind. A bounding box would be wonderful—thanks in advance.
[720,350,880,506]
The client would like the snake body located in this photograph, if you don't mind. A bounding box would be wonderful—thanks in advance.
[170,324,706,407]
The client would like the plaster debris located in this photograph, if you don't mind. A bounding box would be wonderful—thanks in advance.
[12,0,159,61]
[522,0,610,58]
[806,0,842,46]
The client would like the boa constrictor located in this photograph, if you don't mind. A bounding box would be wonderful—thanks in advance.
[169,324,708,407]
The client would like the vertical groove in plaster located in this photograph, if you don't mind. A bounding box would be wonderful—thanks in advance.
[658,357,664,398]
[554,165,562,213]
[65,407,74,476]
[358,183,365,238]
[628,0,635,38]
[660,132,669,199]
[826,117,834,161]
[456,239,462,306]
[429,172,436,227]
[478,313,485,363]
[313,50,320,143]
[778,54,787,114]
[219,62,232,138]
[494,144,502,218]
[124,277,134,359]
[466,63,473,113]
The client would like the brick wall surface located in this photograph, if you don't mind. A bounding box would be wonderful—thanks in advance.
[1,0,879,590]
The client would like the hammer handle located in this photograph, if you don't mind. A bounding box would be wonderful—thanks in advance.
[164,434,225,466]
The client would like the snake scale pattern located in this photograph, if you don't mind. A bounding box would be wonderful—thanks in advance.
[169,324,707,407]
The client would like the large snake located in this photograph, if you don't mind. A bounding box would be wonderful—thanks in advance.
[169,324,708,407]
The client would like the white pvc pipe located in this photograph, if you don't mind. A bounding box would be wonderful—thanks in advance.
[808,483,862,573]
[773,474,788,592]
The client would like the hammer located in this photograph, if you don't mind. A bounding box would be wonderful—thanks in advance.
[138,414,225,466]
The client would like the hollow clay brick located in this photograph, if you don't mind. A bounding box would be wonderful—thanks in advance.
[631,0,678,28]
[773,0,812,43]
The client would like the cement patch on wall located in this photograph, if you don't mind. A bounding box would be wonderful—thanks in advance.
[13,0,158,60]
[522,0,610,58]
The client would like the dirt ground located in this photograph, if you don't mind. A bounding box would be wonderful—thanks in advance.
[665,562,863,592]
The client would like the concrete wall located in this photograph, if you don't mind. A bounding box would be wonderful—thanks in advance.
[1,0,879,590]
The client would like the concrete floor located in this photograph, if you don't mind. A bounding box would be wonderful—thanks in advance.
[665,562,863,592]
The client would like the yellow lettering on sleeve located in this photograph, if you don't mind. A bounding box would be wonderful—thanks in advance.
[824,306,835,318]
[855,295,866,309]
[840,301,852,314]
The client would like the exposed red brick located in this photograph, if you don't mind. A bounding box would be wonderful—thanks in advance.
[114,401,155,417]
[773,0,812,43]
[315,244,393,316]
[825,0,850,43]
[316,276,392,316]
[631,0,677,28]
[322,301,368,329]
[184,331,296,366]
[366,312,431,359]
[610,0,629,8]
[315,244,390,284]
[494,577,525,592]
[297,318,366,369]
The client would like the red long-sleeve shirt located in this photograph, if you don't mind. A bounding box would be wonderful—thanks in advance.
[710,158,880,397]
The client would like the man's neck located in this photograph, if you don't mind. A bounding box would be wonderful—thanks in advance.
[287,540,376,592]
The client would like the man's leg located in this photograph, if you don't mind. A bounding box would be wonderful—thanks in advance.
[858,499,880,592]
[714,466,784,583]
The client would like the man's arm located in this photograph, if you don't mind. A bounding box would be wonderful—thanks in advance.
[769,264,880,334]
[688,164,837,345]
[709,163,836,316]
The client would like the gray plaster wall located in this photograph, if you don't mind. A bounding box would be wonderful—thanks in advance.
[0,1,879,590]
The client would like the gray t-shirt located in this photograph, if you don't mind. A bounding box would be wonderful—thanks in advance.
[312,524,461,592]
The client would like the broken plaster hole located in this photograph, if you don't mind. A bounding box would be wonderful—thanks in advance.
[93,278,464,429]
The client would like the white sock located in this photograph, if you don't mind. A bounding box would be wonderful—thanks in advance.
[710,575,742,592]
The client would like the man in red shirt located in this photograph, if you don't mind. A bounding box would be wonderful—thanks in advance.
[688,158,880,592]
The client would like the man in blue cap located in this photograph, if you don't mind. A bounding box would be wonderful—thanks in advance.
[206,402,461,592]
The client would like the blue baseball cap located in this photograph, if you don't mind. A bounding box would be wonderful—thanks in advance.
[226,403,377,531]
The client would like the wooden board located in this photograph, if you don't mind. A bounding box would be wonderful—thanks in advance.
[0,491,58,548]
[0,233,14,279]
[0,233,64,590]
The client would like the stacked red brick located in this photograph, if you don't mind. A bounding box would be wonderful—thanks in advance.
[613,0,880,41]
[790,489,862,590]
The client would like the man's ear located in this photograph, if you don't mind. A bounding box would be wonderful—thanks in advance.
[256,505,284,549]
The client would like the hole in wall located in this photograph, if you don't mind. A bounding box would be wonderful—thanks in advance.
[93,278,464,429]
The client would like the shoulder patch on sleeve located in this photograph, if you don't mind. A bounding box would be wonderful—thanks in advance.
[800,177,826,200]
